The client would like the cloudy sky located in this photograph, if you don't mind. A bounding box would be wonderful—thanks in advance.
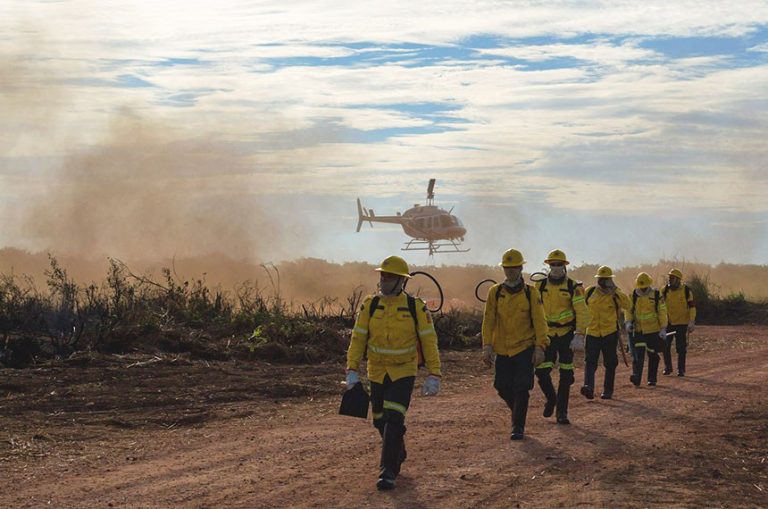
[1,1,767,270]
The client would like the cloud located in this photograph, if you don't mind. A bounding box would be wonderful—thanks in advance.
[1,2,767,264]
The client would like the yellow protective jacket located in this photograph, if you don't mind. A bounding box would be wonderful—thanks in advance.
[625,289,668,334]
[663,285,697,326]
[535,277,591,336]
[347,292,441,383]
[585,287,630,338]
[482,283,548,356]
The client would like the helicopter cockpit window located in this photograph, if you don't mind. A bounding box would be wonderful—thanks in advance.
[416,218,426,229]
[440,215,452,227]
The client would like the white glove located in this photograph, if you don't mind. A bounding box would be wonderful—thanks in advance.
[659,327,667,339]
[625,321,634,334]
[533,346,546,367]
[421,375,441,396]
[688,320,695,333]
[482,344,495,367]
[571,333,585,352]
[345,370,360,390]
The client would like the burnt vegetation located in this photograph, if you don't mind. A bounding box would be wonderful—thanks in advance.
[0,257,763,368]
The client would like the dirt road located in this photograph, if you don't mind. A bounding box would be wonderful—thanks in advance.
[1,325,767,508]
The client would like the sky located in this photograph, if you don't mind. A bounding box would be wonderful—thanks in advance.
[1,1,767,270]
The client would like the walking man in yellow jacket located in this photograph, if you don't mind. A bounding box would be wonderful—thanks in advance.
[534,249,590,424]
[581,266,629,400]
[625,272,668,387]
[346,255,442,490]
[663,268,696,376]
[482,248,548,440]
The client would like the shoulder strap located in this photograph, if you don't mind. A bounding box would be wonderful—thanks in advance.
[525,284,533,328]
[663,286,669,300]
[495,284,503,300]
[567,278,575,297]
[586,286,596,303]
[654,290,660,311]
[406,294,419,332]
[539,278,548,294]
[684,284,691,301]
[368,296,381,318]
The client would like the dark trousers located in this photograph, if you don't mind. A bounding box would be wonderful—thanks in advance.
[370,375,415,476]
[584,333,619,396]
[494,347,534,432]
[535,332,575,417]
[631,333,661,383]
[663,325,688,373]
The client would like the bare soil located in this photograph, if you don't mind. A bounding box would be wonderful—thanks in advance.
[1,325,766,508]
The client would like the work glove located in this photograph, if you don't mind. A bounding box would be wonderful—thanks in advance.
[533,345,546,367]
[625,321,634,334]
[421,374,441,396]
[571,333,585,352]
[345,370,360,390]
[659,327,667,340]
[482,344,495,367]
[688,320,695,333]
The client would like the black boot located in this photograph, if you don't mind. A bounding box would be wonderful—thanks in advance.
[601,368,615,399]
[537,374,557,418]
[580,385,594,400]
[556,384,570,424]
[511,391,529,440]
[377,422,404,490]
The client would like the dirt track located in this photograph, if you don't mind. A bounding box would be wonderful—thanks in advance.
[1,325,767,508]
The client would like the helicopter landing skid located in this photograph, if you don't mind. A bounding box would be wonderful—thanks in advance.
[402,239,470,255]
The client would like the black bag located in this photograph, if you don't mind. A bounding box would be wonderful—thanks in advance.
[339,383,370,419]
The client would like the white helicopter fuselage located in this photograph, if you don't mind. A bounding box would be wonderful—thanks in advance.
[399,205,466,241]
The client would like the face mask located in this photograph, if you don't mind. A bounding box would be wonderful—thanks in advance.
[636,287,651,296]
[379,277,404,296]
[549,266,566,279]
[598,278,615,290]
[668,279,680,289]
[503,267,523,284]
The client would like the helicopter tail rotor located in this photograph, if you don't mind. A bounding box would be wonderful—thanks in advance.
[356,198,375,232]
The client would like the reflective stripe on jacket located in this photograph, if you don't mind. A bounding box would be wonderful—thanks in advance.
[625,289,668,334]
[347,293,441,383]
[536,278,591,336]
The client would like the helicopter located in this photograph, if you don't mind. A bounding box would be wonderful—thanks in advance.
[356,178,469,255]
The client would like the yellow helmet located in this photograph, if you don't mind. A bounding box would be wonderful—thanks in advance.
[500,248,526,267]
[635,272,653,289]
[668,268,683,279]
[545,249,569,265]
[374,255,412,278]
[594,266,615,278]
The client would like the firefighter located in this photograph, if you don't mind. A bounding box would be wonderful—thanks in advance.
[482,248,548,440]
[663,268,696,376]
[625,272,668,387]
[345,255,442,491]
[581,266,629,400]
[534,249,590,424]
